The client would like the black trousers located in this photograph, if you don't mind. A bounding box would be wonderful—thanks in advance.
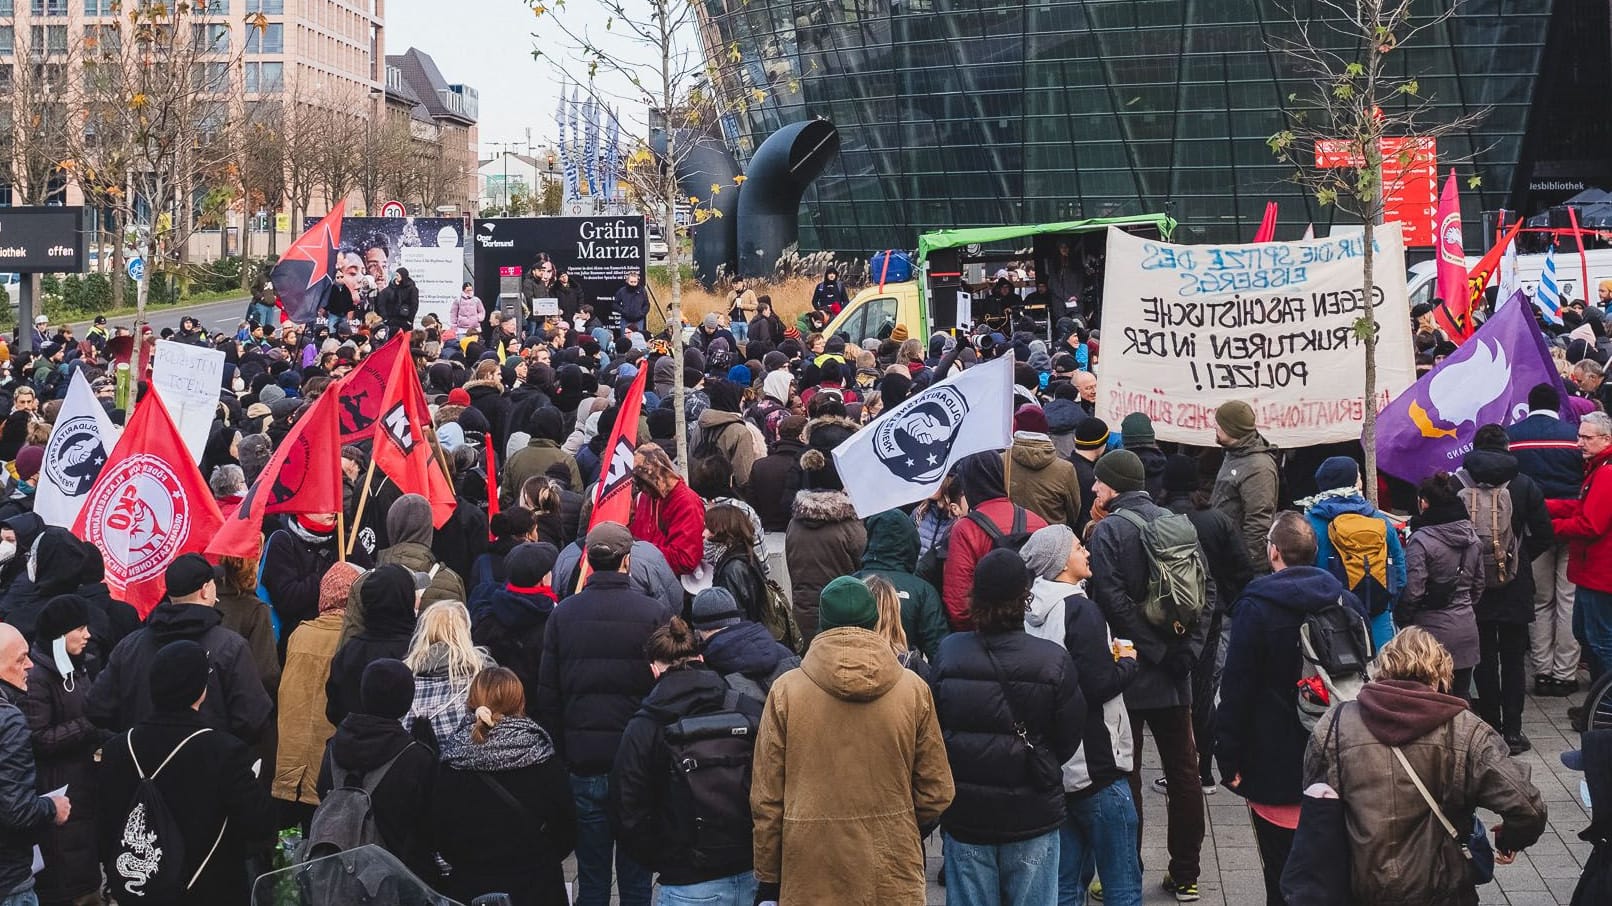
[1475,620,1529,736]
[1250,808,1296,906]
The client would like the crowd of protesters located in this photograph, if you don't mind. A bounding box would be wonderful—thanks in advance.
[1,274,1611,906]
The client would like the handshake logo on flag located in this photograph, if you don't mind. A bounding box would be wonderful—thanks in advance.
[873,386,969,484]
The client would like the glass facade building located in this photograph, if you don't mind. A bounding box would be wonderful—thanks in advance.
[698,0,1609,256]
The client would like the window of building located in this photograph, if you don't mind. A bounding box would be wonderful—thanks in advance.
[192,61,229,90]
[29,25,68,54]
[246,0,283,12]
[83,24,119,54]
[0,1,12,16]
[0,27,11,55]
[246,22,283,53]
[192,23,230,52]
[84,0,114,13]
[198,0,229,12]
[245,61,283,93]
[31,0,67,15]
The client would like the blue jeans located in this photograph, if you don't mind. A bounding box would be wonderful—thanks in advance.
[944,828,1060,906]
[1059,779,1142,906]
[729,320,748,344]
[0,887,37,906]
[570,773,652,906]
[1573,586,1612,680]
[656,871,757,905]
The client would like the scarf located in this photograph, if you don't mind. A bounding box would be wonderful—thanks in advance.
[441,715,555,771]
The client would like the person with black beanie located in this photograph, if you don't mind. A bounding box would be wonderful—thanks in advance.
[317,659,436,877]
[472,542,560,707]
[20,596,104,906]
[97,640,276,906]
[325,565,419,727]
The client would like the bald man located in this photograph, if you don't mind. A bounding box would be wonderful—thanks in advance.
[1075,371,1098,415]
[0,623,68,901]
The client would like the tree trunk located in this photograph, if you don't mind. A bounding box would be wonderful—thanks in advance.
[1362,217,1379,505]
[110,207,126,311]
[668,182,687,475]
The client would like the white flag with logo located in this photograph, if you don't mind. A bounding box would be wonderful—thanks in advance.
[834,354,1014,518]
[36,370,119,528]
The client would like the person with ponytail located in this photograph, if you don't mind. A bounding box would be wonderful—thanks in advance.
[432,666,576,906]
[1399,472,1485,700]
[608,618,762,905]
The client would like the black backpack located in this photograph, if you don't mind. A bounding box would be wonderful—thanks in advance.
[967,506,1033,554]
[1296,599,1374,731]
[661,695,758,870]
[108,728,221,902]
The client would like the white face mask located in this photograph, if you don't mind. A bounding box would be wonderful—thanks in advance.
[0,541,17,565]
[25,553,35,583]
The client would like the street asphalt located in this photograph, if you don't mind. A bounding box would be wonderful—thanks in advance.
[59,295,251,340]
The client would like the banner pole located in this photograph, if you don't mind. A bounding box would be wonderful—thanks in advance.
[335,505,348,563]
[347,453,379,556]
[1569,205,1591,306]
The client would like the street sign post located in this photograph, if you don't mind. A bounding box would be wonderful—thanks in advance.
[126,256,145,282]
[380,201,406,218]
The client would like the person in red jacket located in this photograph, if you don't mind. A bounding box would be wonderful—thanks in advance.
[1549,412,1612,681]
[627,442,706,578]
[942,451,1047,630]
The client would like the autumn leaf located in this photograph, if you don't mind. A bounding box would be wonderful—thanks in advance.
[129,93,148,110]
[732,175,746,185]
[709,183,721,195]
[687,195,700,204]
[1467,175,1482,189]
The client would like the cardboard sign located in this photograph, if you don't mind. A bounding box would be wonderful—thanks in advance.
[151,340,226,463]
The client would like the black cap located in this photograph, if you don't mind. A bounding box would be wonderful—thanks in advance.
[164,553,221,599]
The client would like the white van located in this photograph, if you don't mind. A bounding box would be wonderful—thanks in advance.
[1407,248,1612,309]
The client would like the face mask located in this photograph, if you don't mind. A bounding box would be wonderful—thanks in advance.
[51,637,72,686]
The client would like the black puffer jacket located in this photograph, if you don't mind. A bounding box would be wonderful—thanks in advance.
[86,603,274,743]
[73,547,142,662]
[1,527,89,644]
[1460,448,1554,624]
[20,646,105,903]
[467,381,513,457]
[534,571,671,774]
[928,629,1086,844]
[472,586,557,706]
[0,680,57,897]
[325,566,419,727]
[608,664,763,885]
[317,713,437,878]
[746,439,804,533]
[261,522,342,632]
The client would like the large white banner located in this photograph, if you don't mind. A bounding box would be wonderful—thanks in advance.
[400,245,464,328]
[834,355,1014,518]
[151,339,225,463]
[1097,226,1416,447]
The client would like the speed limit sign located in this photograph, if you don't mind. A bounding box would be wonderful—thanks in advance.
[380,201,406,218]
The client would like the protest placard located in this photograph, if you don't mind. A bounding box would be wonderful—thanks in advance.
[151,339,226,463]
[1096,226,1417,447]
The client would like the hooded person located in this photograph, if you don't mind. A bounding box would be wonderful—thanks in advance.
[944,450,1049,631]
[1005,404,1083,526]
[69,545,141,662]
[503,406,583,500]
[373,493,466,610]
[694,379,759,490]
[690,587,801,704]
[96,640,277,906]
[749,576,955,904]
[275,561,361,809]
[0,526,90,644]
[855,509,949,661]
[19,595,102,906]
[472,541,560,707]
[326,565,420,727]
[1120,412,1167,503]
[317,658,437,877]
[87,554,274,744]
[786,416,867,642]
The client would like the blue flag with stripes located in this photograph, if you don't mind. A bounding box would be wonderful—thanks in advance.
[1535,244,1562,325]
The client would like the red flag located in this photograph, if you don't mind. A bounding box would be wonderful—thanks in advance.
[335,333,406,444]
[485,440,500,542]
[208,387,344,559]
[577,366,648,585]
[1432,171,1472,342]
[372,341,456,527]
[269,201,345,323]
[1252,201,1278,243]
[1463,217,1523,332]
[74,391,224,616]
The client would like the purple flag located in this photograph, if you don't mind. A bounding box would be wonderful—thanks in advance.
[1377,292,1572,482]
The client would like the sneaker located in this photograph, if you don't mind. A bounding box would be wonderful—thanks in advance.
[1506,732,1532,756]
[1163,875,1201,902]
[1536,676,1578,697]
[1088,879,1103,901]
[1152,777,1216,795]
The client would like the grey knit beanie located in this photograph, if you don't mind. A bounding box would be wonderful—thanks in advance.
[1021,524,1075,581]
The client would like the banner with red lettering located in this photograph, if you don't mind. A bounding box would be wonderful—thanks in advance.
[1096,226,1417,447]
[335,333,406,444]
[75,392,223,615]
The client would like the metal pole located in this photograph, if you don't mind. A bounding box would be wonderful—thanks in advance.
[17,275,36,353]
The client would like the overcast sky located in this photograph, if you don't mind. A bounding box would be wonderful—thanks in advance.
[386,0,661,155]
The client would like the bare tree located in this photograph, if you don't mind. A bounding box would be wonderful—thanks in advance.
[237,98,284,278]
[1266,0,1486,502]
[531,0,742,471]
[0,23,76,207]
[357,115,412,214]
[66,1,256,321]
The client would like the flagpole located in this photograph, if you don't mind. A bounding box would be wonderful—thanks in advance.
[347,453,379,557]
[1569,205,1591,307]
[335,505,348,563]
